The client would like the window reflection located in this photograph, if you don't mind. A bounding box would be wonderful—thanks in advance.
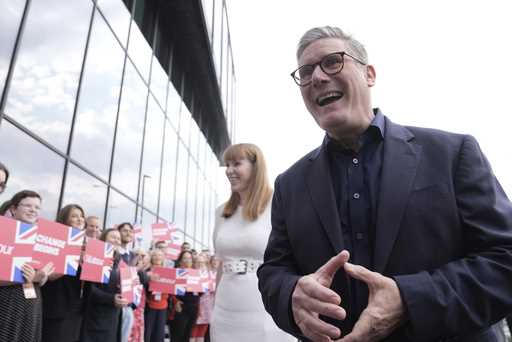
[106,189,136,228]
[186,156,198,235]
[174,140,189,231]
[0,0,26,97]
[71,10,124,180]
[196,175,205,245]
[127,21,152,82]
[159,119,178,221]
[150,55,168,110]
[96,0,131,47]
[111,60,147,201]
[4,0,92,152]
[0,121,64,220]
[167,83,181,131]
[139,95,165,213]
[179,106,192,148]
[140,208,156,250]
[189,118,199,162]
[62,163,107,221]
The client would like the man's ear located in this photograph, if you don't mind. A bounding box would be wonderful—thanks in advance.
[366,64,376,87]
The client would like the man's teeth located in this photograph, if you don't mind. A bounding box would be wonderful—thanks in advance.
[316,92,343,106]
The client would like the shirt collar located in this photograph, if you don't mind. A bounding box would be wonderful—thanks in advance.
[324,108,385,154]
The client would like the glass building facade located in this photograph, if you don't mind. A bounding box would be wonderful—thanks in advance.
[0,0,236,249]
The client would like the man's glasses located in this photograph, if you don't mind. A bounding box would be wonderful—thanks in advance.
[290,51,366,87]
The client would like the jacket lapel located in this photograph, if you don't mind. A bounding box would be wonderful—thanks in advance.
[306,145,345,254]
[374,119,422,273]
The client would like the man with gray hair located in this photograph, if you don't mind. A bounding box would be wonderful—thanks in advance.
[257,26,512,341]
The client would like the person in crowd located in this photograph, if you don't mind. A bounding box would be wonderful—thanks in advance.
[42,204,86,342]
[190,253,215,342]
[181,241,191,252]
[257,26,512,341]
[0,162,9,194]
[170,250,201,342]
[144,249,170,342]
[0,199,12,216]
[81,228,127,342]
[117,222,150,342]
[210,143,294,342]
[84,215,101,239]
[129,247,150,342]
[0,190,55,342]
[154,240,174,267]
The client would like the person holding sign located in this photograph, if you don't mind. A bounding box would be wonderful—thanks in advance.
[0,190,55,342]
[210,144,295,342]
[81,228,127,342]
[41,203,86,342]
[170,250,201,342]
[144,249,170,342]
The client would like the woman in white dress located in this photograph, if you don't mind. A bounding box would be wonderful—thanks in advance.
[210,143,295,342]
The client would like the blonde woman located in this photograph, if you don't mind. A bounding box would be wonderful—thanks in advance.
[210,143,294,342]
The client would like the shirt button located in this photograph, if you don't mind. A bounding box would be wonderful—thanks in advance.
[356,232,364,240]
[352,158,359,165]
[353,193,360,199]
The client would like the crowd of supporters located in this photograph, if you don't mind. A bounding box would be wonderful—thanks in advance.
[0,161,218,342]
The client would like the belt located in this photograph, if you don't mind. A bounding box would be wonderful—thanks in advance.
[222,259,262,275]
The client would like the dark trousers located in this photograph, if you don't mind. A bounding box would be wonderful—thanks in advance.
[169,309,198,342]
[144,308,167,342]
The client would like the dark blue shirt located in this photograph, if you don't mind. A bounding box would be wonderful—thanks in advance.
[325,108,385,320]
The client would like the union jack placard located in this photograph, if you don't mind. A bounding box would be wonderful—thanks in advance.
[80,238,114,284]
[0,216,37,283]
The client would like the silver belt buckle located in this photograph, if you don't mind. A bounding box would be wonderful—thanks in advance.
[237,259,248,274]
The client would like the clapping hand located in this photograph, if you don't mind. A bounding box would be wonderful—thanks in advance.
[291,250,350,342]
[334,262,406,342]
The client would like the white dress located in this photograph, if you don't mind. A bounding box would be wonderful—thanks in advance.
[210,204,296,342]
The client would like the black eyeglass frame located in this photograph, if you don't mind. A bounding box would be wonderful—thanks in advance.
[290,51,366,86]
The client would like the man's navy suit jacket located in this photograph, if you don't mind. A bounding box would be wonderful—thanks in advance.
[257,114,512,341]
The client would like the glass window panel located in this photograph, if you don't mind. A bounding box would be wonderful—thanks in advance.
[189,118,199,162]
[139,95,164,213]
[166,83,181,131]
[0,121,64,220]
[0,0,26,97]
[140,208,156,249]
[179,106,191,148]
[127,21,152,83]
[186,157,198,235]
[61,163,107,222]
[4,0,92,152]
[106,189,136,228]
[150,55,168,110]
[159,119,178,221]
[196,175,204,245]
[71,10,124,180]
[174,141,188,231]
[96,0,131,47]
[212,0,223,84]
[111,60,147,200]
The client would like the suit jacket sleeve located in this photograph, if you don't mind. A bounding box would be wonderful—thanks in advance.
[395,135,512,341]
[257,175,304,338]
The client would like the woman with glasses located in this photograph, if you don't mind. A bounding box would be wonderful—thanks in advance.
[209,144,295,342]
[41,204,86,342]
[0,190,55,342]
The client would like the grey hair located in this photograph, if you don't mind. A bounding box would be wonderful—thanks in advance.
[296,26,368,64]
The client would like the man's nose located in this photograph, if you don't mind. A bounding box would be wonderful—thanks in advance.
[311,64,329,86]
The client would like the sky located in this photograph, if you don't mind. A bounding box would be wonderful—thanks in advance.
[221,0,512,200]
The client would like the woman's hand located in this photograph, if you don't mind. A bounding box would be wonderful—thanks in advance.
[32,262,55,285]
[21,263,36,283]
[114,294,129,308]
